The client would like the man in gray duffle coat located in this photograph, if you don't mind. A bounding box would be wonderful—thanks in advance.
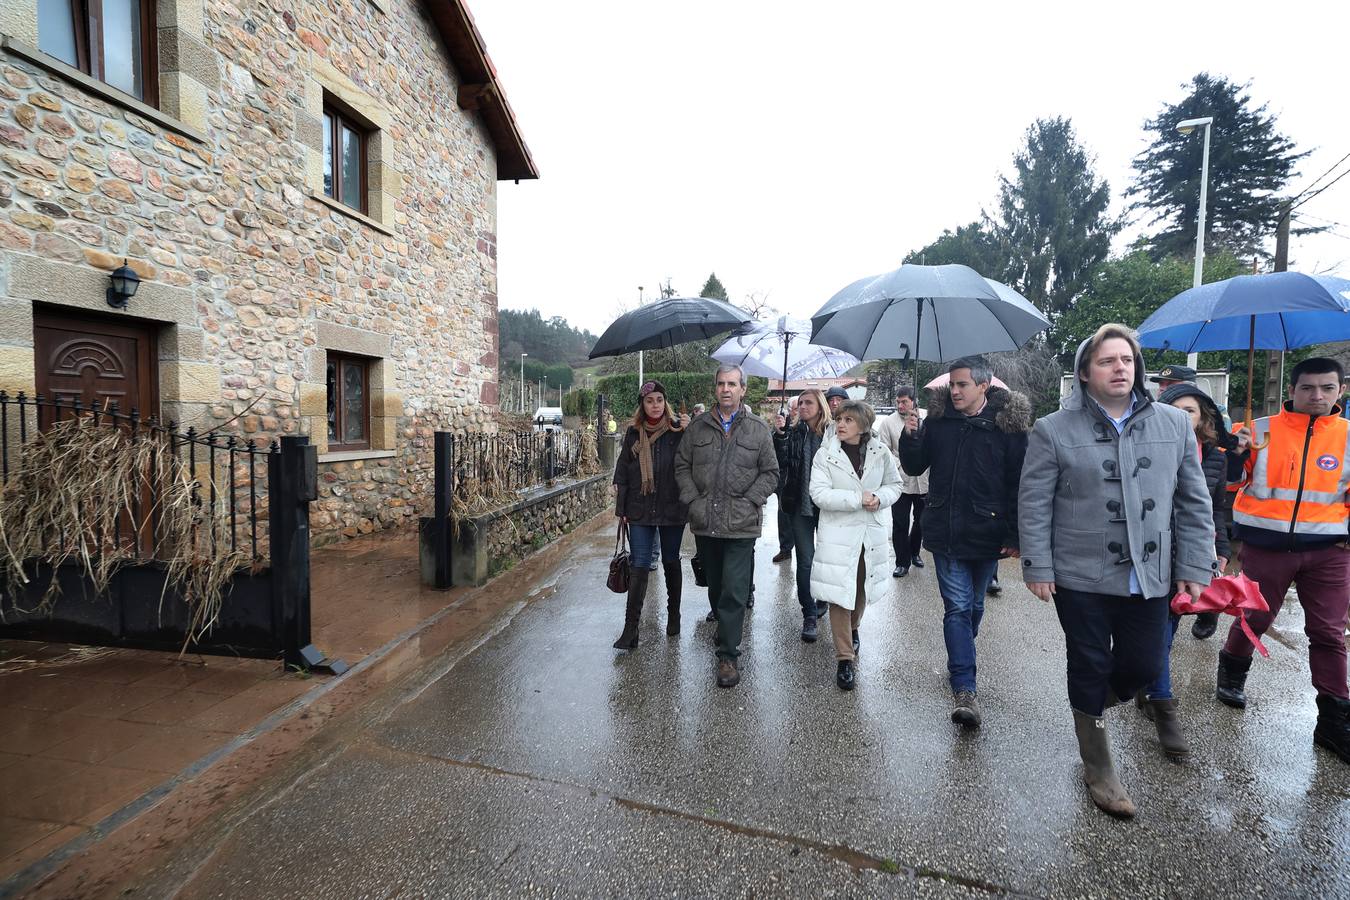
[1019,323,1217,820]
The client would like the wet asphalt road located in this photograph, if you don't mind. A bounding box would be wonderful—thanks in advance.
[175,500,1350,899]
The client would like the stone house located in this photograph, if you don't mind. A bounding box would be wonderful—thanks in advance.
[0,0,536,542]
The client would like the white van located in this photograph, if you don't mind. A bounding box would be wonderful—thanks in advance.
[532,406,565,433]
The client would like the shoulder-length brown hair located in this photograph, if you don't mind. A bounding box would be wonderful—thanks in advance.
[797,388,829,436]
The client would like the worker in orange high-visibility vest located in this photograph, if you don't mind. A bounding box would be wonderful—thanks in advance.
[1219,357,1350,765]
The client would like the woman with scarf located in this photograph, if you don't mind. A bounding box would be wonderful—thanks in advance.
[774,388,830,642]
[612,381,691,649]
[1134,381,1234,758]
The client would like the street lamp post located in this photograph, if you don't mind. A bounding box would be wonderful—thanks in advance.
[637,286,644,387]
[1177,115,1214,371]
[520,352,528,412]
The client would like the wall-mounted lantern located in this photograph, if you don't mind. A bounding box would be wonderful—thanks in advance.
[106,261,141,309]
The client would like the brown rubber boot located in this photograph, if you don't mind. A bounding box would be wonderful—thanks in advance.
[1072,710,1137,819]
[1149,698,1190,761]
[613,568,649,650]
[662,560,682,636]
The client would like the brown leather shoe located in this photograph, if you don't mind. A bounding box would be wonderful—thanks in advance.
[772,549,792,563]
[716,659,740,688]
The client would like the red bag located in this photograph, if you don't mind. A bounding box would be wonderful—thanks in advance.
[607,521,630,594]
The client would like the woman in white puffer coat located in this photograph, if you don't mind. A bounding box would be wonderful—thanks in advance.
[809,400,902,690]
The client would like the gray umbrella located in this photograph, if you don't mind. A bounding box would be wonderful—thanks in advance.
[808,264,1049,363]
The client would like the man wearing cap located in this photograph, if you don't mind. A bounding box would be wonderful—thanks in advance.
[675,364,779,688]
[1150,364,1197,391]
[878,386,927,577]
[825,386,850,419]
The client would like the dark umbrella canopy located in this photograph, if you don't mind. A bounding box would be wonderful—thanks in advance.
[588,297,756,359]
[809,264,1049,362]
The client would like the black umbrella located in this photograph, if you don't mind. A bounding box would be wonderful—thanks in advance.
[588,297,756,358]
[588,296,755,415]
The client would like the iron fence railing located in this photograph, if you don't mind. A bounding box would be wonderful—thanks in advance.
[0,391,276,564]
[448,428,598,513]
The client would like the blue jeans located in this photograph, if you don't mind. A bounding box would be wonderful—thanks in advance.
[1145,614,1182,700]
[933,554,999,693]
[789,512,819,618]
[628,524,685,570]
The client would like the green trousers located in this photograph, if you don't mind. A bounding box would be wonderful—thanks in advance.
[695,535,756,660]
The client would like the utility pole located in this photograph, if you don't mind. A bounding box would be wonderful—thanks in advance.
[1265,204,1292,414]
[637,286,644,388]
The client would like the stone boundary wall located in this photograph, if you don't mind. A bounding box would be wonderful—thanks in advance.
[443,474,610,586]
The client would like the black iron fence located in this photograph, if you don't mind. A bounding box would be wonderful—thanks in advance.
[0,392,324,663]
[423,427,603,589]
[0,391,275,563]
[449,428,598,513]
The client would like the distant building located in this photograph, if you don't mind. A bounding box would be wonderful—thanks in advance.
[767,377,868,401]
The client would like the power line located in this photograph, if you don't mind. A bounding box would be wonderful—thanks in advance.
[1292,165,1350,212]
[1290,149,1350,206]
[1292,211,1347,228]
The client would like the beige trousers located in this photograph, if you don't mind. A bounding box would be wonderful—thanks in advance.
[828,553,867,661]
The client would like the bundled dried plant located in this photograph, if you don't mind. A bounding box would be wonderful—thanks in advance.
[0,417,250,652]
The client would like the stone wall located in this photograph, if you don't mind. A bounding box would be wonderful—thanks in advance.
[483,476,611,576]
[0,0,507,544]
[445,475,610,585]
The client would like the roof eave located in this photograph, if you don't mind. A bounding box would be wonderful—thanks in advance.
[427,0,539,181]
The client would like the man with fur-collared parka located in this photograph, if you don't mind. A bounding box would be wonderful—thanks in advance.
[898,357,1031,731]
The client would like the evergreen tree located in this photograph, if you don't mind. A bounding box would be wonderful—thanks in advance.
[993,117,1117,319]
[1128,73,1308,259]
[699,273,729,300]
[903,221,1010,280]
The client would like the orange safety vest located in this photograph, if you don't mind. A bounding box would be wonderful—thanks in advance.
[1232,404,1350,539]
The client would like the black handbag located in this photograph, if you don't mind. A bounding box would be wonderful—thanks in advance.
[607,521,631,594]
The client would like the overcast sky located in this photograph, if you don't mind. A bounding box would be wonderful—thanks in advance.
[472,0,1350,337]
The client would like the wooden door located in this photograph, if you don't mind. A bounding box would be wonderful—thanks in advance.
[33,310,160,554]
[34,310,159,426]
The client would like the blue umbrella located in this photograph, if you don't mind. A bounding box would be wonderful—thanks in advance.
[1136,271,1350,434]
[1136,271,1350,353]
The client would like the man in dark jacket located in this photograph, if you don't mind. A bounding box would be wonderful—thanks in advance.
[675,364,779,688]
[899,357,1031,729]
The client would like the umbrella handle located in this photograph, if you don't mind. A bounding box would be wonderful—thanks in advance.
[1242,415,1270,452]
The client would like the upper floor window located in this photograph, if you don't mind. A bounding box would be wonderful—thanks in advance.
[322,103,369,215]
[37,0,158,105]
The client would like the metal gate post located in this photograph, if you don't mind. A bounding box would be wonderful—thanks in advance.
[269,434,347,674]
[432,431,453,589]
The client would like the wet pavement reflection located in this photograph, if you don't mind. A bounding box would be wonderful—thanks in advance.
[178,501,1350,898]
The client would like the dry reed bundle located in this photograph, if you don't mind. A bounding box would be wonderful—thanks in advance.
[0,417,249,652]
[575,429,600,477]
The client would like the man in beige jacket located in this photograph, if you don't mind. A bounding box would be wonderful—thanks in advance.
[878,386,927,577]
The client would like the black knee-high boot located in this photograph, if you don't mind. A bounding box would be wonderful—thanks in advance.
[613,568,649,650]
[663,560,682,636]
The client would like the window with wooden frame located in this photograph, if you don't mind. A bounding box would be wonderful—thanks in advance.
[37,0,158,105]
[322,100,370,215]
[326,353,371,451]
